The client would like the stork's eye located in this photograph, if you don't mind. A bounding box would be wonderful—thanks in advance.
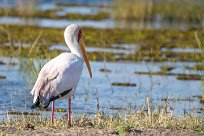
[78,29,82,42]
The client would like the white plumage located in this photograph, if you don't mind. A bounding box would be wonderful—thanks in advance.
[31,53,83,106]
[30,24,92,126]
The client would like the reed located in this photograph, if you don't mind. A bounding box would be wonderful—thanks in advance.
[113,0,153,21]
[194,32,204,101]
[113,0,204,23]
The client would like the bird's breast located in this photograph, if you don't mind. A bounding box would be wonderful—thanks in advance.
[55,53,83,92]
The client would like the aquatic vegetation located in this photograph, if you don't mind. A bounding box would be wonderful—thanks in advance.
[0,61,17,65]
[0,24,203,62]
[111,82,136,87]
[161,97,195,102]
[177,74,202,81]
[56,3,110,8]
[0,8,110,20]
[113,0,204,23]
[135,71,202,81]
[194,32,204,97]
[0,1,203,135]
[135,71,169,76]
[0,46,202,63]
[109,107,127,111]
[99,68,112,73]
[156,0,204,23]
[0,24,201,48]
[8,111,40,116]
[113,0,153,21]
[193,95,204,104]
[0,75,6,79]
[186,64,204,71]
[160,65,175,72]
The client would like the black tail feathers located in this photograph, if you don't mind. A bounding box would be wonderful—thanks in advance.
[31,88,72,110]
[31,97,40,109]
[30,97,49,110]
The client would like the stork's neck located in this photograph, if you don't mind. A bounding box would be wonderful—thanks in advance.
[66,38,83,59]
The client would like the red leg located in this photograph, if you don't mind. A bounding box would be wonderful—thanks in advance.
[68,97,71,126]
[51,101,54,126]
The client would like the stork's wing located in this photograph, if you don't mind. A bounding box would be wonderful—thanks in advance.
[30,53,83,109]
[30,63,59,106]
[30,60,67,108]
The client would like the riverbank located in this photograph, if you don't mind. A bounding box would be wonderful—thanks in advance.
[1,127,203,136]
[0,112,204,136]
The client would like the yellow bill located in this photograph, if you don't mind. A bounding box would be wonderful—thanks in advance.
[79,38,92,78]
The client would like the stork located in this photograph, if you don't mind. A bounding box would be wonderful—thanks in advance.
[30,24,92,126]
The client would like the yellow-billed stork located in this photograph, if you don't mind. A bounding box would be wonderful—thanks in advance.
[30,24,92,126]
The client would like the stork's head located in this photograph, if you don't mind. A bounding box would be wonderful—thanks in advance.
[64,24,92,78]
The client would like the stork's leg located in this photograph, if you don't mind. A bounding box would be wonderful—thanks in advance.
[51,101,54,126]
[68,97,71,126]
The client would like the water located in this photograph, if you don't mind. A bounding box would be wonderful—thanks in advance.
[1,16,203,30]
[56,6,108,16]
[0,0,203,120]
[0,0,112,9]
[0,0,203,30]
[0,17,115,29]
[54,0,112,6]
[161,48,201,53]
[0,57,203,120]
[50,44,137,54]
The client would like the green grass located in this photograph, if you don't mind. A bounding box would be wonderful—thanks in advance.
[0,24,202,48]
[0,24,204,62]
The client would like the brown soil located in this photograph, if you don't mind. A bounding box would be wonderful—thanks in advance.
[0,127,203,136]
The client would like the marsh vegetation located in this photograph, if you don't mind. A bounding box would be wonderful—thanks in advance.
[0,0,204,135]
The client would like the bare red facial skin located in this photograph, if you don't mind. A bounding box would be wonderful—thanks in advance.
[78,29,82,43]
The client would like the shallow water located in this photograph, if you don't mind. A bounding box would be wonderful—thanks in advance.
[0,0,112,9]
[0,57,203,120]
[0,0,203,30]
[0,0,203,121]
[50,44,137,54]
[0,16,203,30]
[0,17,115,29]
[56,6,108,16]
[161,48,201,53]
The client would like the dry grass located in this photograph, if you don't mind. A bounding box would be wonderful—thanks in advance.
[0,98,204,135]
[0,111,203,134]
